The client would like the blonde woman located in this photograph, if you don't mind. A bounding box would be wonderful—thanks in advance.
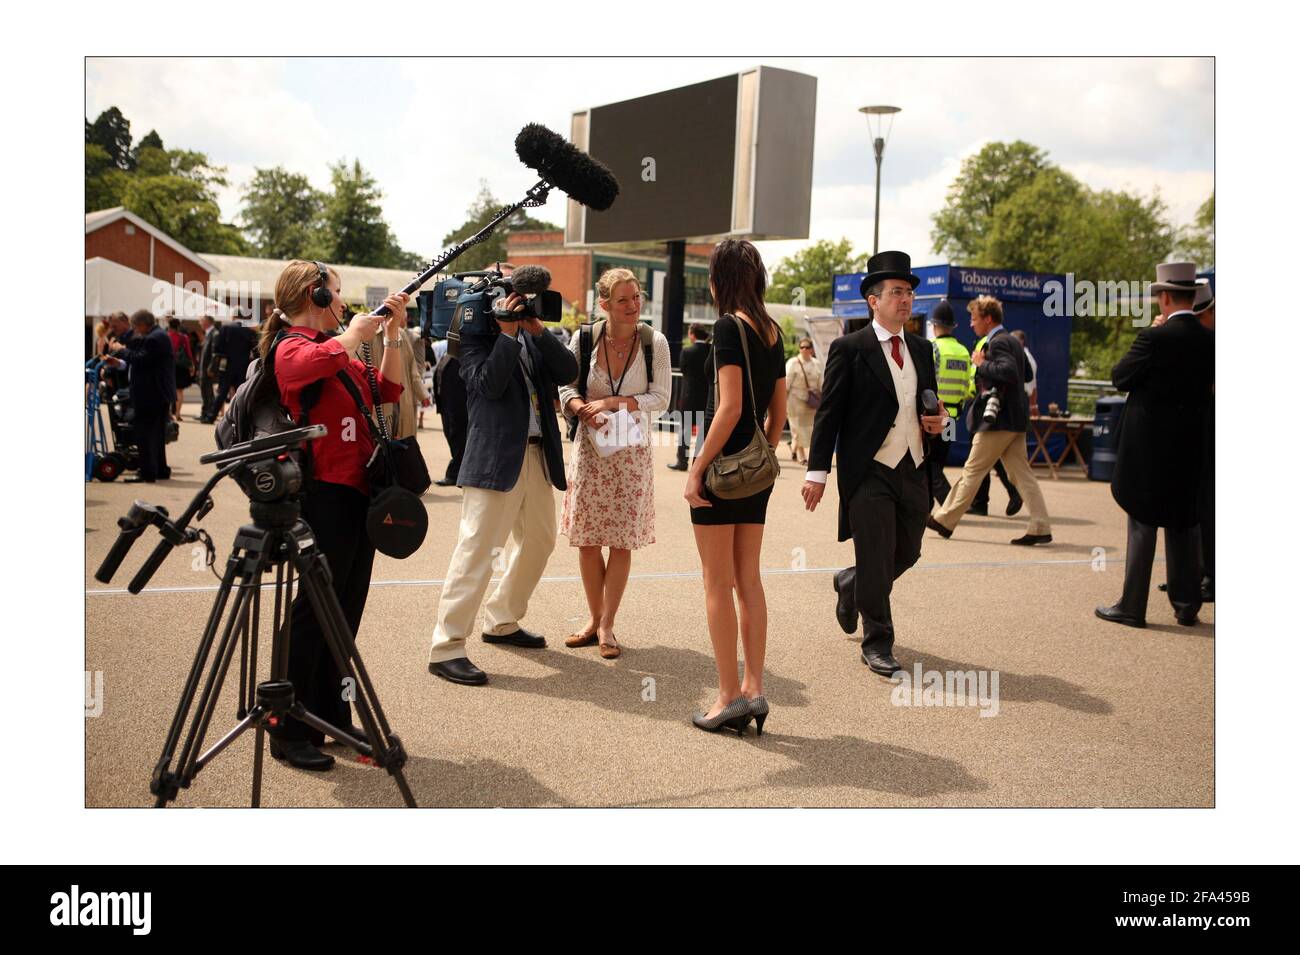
[785,337,822,464]
[559,269,671,659]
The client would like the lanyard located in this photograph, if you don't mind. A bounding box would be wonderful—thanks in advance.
[601,328,638,397]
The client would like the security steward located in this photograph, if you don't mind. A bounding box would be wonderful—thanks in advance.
[928,300,969,505]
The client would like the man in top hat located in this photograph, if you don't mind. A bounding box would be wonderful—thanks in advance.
[1097,263,1214,628]
[803,251,949,676]
[1160,278,1215,603]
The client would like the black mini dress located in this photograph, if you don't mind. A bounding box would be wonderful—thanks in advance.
[690,314,786,526]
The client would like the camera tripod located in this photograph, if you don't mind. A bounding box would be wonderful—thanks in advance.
[96,425,416,807]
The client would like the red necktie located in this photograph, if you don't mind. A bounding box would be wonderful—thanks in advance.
[889,335,904,369]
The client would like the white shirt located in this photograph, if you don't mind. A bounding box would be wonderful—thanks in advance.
[806,320,923,485]
[515,331,542,438]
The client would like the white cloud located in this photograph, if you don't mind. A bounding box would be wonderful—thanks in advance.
[86,56,1213,271]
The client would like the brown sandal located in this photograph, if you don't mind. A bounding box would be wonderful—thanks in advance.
[598,636,621,659]
[565,629,599,648]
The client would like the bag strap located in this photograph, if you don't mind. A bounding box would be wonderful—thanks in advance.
[716,314,766,435]
[639,323,655,384]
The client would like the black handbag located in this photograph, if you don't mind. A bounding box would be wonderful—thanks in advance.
[338,345,430,559]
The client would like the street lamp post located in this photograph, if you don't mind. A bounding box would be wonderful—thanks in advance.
[859,105,901,255]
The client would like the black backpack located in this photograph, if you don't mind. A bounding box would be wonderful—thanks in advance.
[214,331,325,457]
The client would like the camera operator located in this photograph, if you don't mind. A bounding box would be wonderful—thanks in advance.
[106,309,176,483]
[261,259,409,770]
[427,278,579,685]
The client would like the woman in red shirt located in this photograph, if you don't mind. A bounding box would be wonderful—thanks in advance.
[261,259,409,771]
[167,317,195,421]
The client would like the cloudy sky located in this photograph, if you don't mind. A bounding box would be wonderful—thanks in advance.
[86,57,1213,269]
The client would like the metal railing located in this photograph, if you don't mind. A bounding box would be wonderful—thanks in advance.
[1067,378,1120,416]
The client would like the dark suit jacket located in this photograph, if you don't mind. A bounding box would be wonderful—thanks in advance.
[967,326,1033,433]
[1110,313,1214,529]
[457,329,579,492]
[677,340,713,414]
[119,325,177,408]
[433,352,466,417]
[808,328,939,542]
[216,324,255,389]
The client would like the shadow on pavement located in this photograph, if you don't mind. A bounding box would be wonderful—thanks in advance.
[892,648,1113,715]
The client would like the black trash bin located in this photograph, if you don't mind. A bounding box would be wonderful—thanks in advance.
[1089,395,1126,481]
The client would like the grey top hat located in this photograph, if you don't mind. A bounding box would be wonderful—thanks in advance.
[1193,279,1214,313]
[1150,262,1202,294]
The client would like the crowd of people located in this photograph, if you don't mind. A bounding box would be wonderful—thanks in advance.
[89,242,1215,770]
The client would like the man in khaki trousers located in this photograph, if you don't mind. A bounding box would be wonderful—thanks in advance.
[926,295,1052,546]
[427,290,579,686]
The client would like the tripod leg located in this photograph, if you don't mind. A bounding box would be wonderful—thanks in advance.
[151,553,248,805]
[293,556,418,808]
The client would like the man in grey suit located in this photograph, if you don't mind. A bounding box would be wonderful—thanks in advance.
[427,290,579,686]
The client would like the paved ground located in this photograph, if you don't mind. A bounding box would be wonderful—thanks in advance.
[85,401,1213,808]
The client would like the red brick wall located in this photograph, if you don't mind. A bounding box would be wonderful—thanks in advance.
[153,241,209,289]
[86,221,151,275]
[510,252,591,315]
[86,219,210,290]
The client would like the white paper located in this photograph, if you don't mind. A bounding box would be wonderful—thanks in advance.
[587,408,645,457]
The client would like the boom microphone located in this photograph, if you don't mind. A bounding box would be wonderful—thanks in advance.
[515,123,620,211]
[510,265,551,295]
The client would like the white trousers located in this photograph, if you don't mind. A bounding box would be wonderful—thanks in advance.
[429,445,558,663]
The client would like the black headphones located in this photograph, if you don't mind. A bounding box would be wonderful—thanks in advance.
[310,261,334,309]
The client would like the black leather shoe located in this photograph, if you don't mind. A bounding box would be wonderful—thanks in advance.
[434,477,457,487]
[832,569,857,635]
[967,504,989,516]
[124,476,156,484]
[482,627,546,648]
[1005,495,1024,516]
[1095,605,1146,628]
[429,658,488,685]
[861,646,901,676]
[926,515,953,538]
[1176,610,1200,626]
[666,461,688,471]
[1010,533,1052,545]
[1157,582,1169,592]
[269,739,336,770]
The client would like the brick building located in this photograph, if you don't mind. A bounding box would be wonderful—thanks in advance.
[85,207,216,291]
[505,230,716,324]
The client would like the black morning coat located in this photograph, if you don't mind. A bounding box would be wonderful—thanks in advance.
[1109,312,1214,529]
[119,324,177,409]
[455,328,579,493]
[807,327,939,542]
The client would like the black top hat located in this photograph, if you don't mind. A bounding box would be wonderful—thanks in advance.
[860,250,920,299]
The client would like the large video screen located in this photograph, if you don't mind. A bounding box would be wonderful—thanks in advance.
[583,75,739,244]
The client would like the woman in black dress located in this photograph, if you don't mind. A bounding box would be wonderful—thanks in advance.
[684,239,787,734]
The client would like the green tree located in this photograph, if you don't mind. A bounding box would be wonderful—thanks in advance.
[85,107,134,171]
[318,159,426,268]
[981,168,1089,271]
[130,129,164,168]
[1175,192,1214,270]
[240,166,328,260]
[766,237,867,308]
[930,141,1050,263]
[122,175,248,255]
[439,180,559,273]
[86,143,130,211]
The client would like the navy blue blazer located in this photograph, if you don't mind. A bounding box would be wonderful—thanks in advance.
[119,325,177,409]
[456,329,579,492]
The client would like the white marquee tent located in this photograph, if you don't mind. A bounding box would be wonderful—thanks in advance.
[85,257,233,321]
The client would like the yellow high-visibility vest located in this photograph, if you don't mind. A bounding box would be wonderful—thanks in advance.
[932,334,970,414]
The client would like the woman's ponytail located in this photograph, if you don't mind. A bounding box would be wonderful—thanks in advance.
[259,307,290,360]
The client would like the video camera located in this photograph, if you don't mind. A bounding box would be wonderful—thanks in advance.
[420,266,562,350]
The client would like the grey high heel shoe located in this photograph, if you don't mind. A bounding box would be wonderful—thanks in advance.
[746,696,769,737]
[691,696,753,734]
